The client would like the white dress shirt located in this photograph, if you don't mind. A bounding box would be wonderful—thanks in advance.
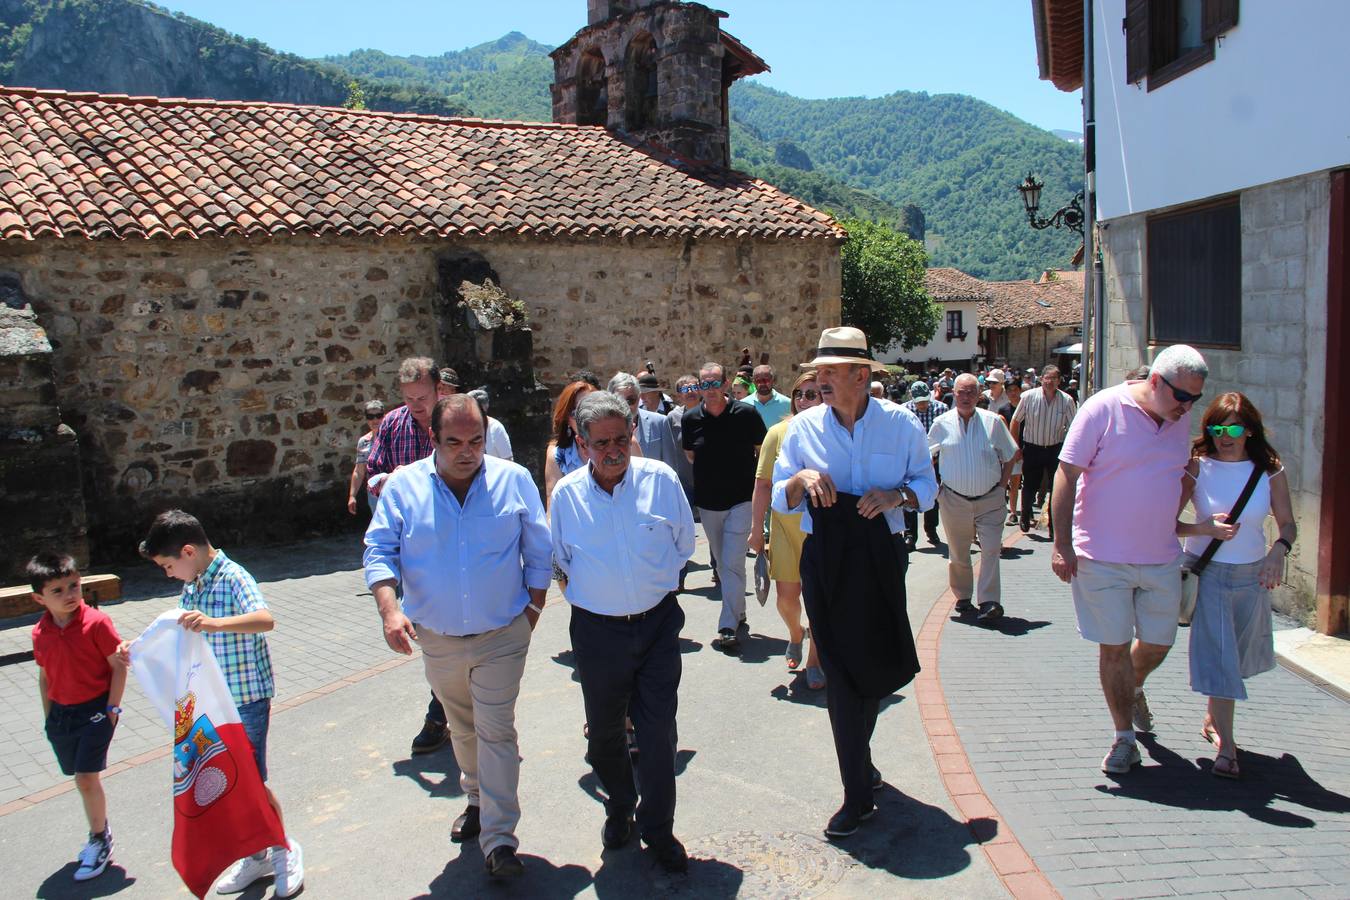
[485,416,513,460]
[363,455,552,636]
[770,398,939,535]
[927,408,1018,497]
[550,457,696,615]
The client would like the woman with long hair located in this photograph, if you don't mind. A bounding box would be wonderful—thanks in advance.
[544,380,597,504]
[749,371,825,688]
[1176,392,1296,779]
[1003,379,1024,525]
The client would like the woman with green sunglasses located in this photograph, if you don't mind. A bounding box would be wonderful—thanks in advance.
[1176,392,1296,780]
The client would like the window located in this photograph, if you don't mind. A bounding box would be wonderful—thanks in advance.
[1125,0,1238,91]
[575,49,607,127]
[624,33,658,131]
[946,310,966,341]
[1146,198,1240,348]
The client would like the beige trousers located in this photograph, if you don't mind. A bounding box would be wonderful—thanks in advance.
[417,612,531,854]
[939,486,1007,605]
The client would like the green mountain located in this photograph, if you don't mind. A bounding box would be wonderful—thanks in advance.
[0,0,468,116]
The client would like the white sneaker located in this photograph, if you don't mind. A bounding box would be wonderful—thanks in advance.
[73,832,112,881]
[273,839,304,898]
[1101,738,1142,774]
[1132,690,1154,732]
[215,850,273,894]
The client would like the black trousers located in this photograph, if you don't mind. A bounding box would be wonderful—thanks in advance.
[903,506,940,542]
[1020,442,1062,531]
[570,593,684,845]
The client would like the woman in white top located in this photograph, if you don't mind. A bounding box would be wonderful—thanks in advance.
[1176,392,1295,780]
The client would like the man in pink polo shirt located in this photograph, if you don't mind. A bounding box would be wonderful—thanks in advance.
[1050,344,1207,775]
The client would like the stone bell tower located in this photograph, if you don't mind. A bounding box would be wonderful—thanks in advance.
[551,1,768,168]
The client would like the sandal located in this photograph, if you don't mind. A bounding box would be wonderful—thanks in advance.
[1201,721,1237,753]
[805,665,826,690]
[1212,752,1240,780]
[786,640,803,670]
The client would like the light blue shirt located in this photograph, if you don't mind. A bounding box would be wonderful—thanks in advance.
[636,407,681,470]
[771,397,938,535]
[750,390,792,429]
[550,457,696,615]
[363,454,552,636]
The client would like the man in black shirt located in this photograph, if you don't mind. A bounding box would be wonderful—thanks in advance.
[681,361,767,651]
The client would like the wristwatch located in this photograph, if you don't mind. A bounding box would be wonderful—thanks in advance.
[106,705,122,715]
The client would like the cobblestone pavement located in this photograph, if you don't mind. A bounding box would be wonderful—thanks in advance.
[940,533,1350,900]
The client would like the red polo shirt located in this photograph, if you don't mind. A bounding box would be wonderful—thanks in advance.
[31,602,121,705]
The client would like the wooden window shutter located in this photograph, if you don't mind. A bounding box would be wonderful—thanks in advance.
[1124,0,1149,84]
[1201,0,1239,41]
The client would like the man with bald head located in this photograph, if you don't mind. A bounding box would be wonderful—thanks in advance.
[364,394,551,879]
[927,374,1019,622]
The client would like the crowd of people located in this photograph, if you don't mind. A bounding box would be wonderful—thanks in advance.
[23,325,1297,888]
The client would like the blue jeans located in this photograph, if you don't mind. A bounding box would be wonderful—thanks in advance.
[237,698,271,782]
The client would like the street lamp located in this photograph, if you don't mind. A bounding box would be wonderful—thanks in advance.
[1017,174,1084,237]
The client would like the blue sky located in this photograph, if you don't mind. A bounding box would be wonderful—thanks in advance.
[152,0,1083,133]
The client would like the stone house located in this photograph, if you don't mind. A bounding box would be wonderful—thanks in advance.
[979,271,1084,377]
[0,26,841,572]
[1033,0,1348,632]
[880,267,991,373]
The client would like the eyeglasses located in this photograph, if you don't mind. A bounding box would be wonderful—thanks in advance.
[698,380,723,391]
[365,414,382,421]
[1206,424,1248,438]
[1158,373,1203,406]
[793,389,820,400]
[677,384,700,394]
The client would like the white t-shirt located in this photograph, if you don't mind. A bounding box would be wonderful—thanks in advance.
[486,416,513,460]
[1183,457,1275,564]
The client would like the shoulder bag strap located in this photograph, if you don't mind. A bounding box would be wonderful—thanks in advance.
[1191,462,1264,575]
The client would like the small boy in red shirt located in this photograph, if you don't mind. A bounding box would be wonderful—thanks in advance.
[28,551,126,882]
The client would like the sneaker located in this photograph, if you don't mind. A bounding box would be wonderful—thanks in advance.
[712,628,740,652]
[411,718,449,755]
[73,832,112,882]
[1132,690,1154,732]
[216,850,273,893]
[273,840,304,898]
[1101,738,1142,774]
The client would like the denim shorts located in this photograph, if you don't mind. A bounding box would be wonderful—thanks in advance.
[237,698,271,782]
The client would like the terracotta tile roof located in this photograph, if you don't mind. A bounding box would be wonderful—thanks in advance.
[924,267,992,302]
[0,86,843,243]
[979,271,1084,329]
[1031,0,1084,92]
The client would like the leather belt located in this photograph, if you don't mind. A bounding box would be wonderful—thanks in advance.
[575,591,676,623]
[944,484,1001,502]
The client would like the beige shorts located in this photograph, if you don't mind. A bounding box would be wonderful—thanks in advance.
[1071,555,1184,646]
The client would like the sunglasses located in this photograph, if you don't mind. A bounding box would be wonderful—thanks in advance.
[793,389,821,400]
[699,380,723,391]
[365,414,382,420]
[1158,373,1203,406]
[1207,424,1248,438]
[677,384,700,394]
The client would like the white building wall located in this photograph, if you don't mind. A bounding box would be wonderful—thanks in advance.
[1093,1,1350,219]
[880,299,980,365]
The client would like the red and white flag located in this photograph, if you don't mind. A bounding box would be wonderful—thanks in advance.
[130,610,286,899]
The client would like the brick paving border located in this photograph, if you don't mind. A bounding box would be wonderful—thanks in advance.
[915,530,1060,900]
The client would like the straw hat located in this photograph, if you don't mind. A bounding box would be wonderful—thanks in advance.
[802,326,887,372]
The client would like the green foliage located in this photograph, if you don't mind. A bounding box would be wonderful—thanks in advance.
[343,79,366,110]
[838,218,940,352]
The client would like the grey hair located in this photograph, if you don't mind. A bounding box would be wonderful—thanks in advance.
[607,372,639,396]
[1151,344,1209,381]
[699,361,725,381]
[574,391,634,442]
[398,356,437,384]
[675,374,698,389]
[468,388,489,411]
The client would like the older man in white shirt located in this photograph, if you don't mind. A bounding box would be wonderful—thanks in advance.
[929,374,1019,623]
[550,391,695,874]
[772,327,937,841]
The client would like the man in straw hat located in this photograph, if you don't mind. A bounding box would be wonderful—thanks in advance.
[771,327,937,839]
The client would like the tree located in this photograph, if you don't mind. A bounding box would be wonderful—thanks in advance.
[839,217,940,352]
[343,79,367,110]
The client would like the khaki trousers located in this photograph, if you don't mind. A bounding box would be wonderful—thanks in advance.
[939,486,1007,605]
[417,613,531,854]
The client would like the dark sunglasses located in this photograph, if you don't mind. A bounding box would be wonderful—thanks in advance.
[699,379,723,391]
[793,389,821,400]
[365,414,382,420]
[677,384,701,394]
[1158,373,1203,406]
[1206,424,1247,438]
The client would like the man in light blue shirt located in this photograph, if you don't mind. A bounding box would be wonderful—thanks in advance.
[771,327,937,842]
[363,395,549,879]
[749,364,792,429]
[549,391,695,874]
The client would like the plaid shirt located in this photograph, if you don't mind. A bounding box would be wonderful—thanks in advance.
[179,550,274,706]
[904,398,949,431]
[365,405,434,477]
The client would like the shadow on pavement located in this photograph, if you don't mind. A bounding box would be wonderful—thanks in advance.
[36,865,136,898]
[946,613,1052,637]
[578,749,697,806]
[1096,736,1350,827]
[417,847,593,898]
[551,649,582,683]
[769,682,904,713]
[392,749,466,799]
[592,848,744,898]
[998,546,1034,559]
[734,633,788,664]
[833,785,985,880]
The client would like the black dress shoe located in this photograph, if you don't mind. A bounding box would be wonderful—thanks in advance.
[926,529,942,546]
[954,598,976,615]
[645,837,688,873]
[411,719,449,755]
[1020,520,1031,533]
[484,845,524,878]
[870,765,884,790]
[824,805,859,838]
[602,812,634,850]
[712,628,740,652]
[451,804,481,843]
[978,601,1005,623]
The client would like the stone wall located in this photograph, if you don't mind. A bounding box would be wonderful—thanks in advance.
[0,232,839,561]
[1100,171,1331,621]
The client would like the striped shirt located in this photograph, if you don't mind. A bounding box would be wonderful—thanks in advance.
[178,550,274,706]
[927,408,1018,497]
[1010,388,1077,446]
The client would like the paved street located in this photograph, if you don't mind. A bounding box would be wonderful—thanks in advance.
[2,524,1347,898]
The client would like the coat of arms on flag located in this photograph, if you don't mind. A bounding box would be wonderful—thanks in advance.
[172,691,240,817]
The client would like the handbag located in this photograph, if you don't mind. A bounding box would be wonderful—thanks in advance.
[1179,462,1263,625]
